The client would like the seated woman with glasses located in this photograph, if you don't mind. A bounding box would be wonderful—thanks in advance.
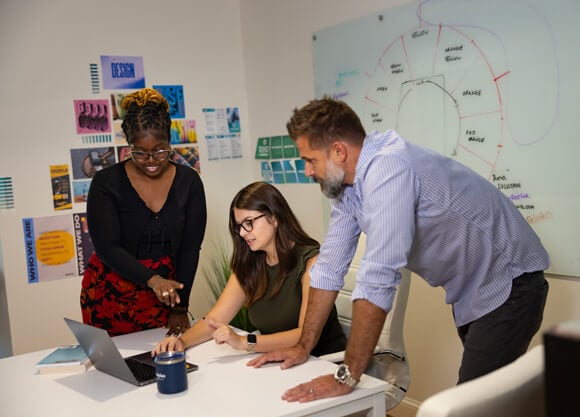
[81,88,207,337]
[153,182,346,357]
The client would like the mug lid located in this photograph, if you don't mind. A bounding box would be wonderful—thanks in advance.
[155,351,185,364]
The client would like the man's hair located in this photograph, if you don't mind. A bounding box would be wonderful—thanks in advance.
[286,96,366,149]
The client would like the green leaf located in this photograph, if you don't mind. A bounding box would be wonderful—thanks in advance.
[203,239,256,332]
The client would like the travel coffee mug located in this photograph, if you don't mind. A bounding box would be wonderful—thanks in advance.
[154,351,188,394]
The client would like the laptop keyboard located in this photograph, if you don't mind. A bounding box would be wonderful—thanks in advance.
[125,358,156,381]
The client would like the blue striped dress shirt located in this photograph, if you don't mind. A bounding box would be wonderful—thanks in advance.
[311,130,550,327]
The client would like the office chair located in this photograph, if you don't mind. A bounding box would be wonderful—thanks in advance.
[416,344,545,417]
[320,268,411,410]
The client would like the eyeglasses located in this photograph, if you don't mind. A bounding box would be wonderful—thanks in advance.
[235,214,266,233]
[130,149,173,162]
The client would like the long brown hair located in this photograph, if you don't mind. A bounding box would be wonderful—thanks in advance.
[229,182,318,305]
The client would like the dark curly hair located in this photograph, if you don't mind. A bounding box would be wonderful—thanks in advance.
[121,88,171,144]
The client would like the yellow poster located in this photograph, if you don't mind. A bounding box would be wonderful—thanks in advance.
[50,164,72,211]
[23,215,77,283]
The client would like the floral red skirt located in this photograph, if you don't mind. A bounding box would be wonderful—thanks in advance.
[80,253,175,336]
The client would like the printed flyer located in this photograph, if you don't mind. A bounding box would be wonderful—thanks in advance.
[23,215,77,283]
[22,213,93,282]
[50,165,72,211]
[100,55,145,90]
[72,212,93,276]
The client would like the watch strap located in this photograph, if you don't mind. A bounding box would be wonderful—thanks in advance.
[246,333,257,353]
[334,363,359,388]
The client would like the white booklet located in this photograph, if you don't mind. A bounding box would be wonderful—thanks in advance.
[35,344,92,374]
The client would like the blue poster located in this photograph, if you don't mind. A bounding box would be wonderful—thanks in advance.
[101,55,146,90]
[153,85,185,119]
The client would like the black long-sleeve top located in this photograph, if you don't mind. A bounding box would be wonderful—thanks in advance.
[86,160,207,308]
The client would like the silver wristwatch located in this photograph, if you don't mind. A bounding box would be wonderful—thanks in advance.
[334,363,359,388]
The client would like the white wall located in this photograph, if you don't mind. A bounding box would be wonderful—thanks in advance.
[0,0,254,354]
[1,0,579,414]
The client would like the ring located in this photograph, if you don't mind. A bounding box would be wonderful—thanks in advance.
[162,291,169,297]
[309,388,315,395]
[169,288,174,293]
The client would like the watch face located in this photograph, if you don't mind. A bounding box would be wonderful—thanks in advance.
[334,363,357,387]
[335,364,350,381]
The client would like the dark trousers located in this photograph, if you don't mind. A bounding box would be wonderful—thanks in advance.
[456,270,549,384]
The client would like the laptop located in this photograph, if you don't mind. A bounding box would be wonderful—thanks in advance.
[64,317,198,386]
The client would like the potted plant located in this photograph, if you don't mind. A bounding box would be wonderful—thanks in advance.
[203,239,256,332]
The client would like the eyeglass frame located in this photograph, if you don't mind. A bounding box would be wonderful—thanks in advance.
[235,214,266,233]
[129,148,174,162]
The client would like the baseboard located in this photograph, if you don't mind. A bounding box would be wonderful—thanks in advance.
[389,397,421,417]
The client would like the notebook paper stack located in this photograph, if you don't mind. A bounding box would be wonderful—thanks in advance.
[35,344,92,374]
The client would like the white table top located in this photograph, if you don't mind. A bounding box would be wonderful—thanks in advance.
[0,327,388,417]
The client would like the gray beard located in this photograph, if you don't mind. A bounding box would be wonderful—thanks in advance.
[320,181,345,199]
[318,161,345,199]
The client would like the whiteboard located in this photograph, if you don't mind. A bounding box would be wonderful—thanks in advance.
[312,0,579,277]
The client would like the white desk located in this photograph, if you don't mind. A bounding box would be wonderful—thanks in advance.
[0,327,388,417]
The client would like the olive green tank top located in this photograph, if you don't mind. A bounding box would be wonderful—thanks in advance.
[248,245,346,356]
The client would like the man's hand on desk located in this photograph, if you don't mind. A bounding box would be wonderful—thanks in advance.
[282,374,352,403]
[246,343,310,369]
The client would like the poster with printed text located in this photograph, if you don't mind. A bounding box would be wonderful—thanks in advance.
[100,55,145,90]
[73,99,111,134]
[50,165,72,211]
[203,107,242,160]
[72,212,93,276]
[23,215,77,283]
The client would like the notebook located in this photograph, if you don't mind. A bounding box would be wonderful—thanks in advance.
[64,317,198,386]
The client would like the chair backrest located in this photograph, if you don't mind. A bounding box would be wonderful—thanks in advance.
[416,344,545,417]
[326,265,411,411]
[334,267,411,357]
[316,234,411,410]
